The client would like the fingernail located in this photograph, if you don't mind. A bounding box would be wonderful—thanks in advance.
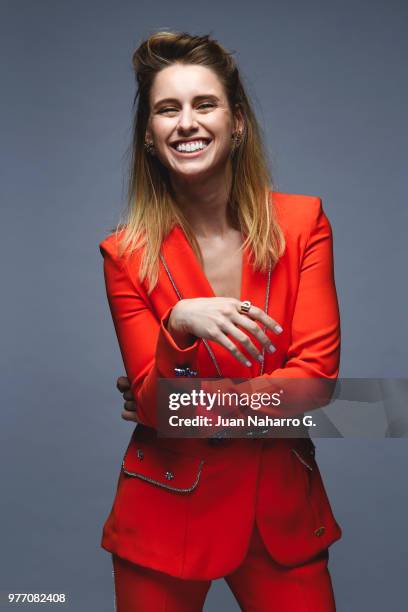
[268,344,276,353]
[274,324,283,334]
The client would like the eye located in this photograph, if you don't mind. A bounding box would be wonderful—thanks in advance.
[197,102,215,111]
[158,107,178,114]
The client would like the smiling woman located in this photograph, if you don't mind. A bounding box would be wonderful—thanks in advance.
[112,31,285,298]
[99,30,341,612]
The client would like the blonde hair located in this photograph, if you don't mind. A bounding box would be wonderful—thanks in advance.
[111,30,285,294]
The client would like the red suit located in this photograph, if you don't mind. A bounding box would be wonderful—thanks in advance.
[99,191,342,581]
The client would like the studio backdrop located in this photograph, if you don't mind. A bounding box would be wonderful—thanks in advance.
[1,1,407,610]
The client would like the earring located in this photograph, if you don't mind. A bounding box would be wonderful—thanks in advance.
[144,141,155,155]
[231,131,243,150]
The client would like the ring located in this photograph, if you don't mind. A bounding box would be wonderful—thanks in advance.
[239,300,252,314]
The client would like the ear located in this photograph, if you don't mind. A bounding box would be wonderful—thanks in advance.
[233,104,245,136]
[145,123,153,143]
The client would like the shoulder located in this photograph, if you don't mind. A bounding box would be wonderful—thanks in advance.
[98,227,127,259]
[271,190,330,239]
[98,227,143,270]
[98,228,146,289]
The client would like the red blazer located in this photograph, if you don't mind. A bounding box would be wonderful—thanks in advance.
[99,191,342,580]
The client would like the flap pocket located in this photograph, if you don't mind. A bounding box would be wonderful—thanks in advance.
[122,440,205,494]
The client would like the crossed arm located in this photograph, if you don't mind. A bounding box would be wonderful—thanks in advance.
[100,198,340,428]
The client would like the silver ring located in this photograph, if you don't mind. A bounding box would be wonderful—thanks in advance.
[239,300,252,314]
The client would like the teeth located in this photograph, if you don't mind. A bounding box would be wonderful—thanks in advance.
[175,140,209,152]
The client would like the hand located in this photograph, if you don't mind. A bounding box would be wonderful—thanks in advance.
[168,297,283,367]
[116,376,139,423]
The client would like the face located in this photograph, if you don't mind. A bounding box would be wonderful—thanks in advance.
[145,63,243,181]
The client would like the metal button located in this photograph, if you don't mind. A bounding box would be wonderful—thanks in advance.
[136,449,144,460]
[314,526,325,537]
[164,471,174,480]
[174,366,198,377]
[174,367,186,377]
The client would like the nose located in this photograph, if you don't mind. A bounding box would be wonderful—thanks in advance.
[177,106,198,133]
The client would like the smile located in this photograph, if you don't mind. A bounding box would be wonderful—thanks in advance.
[170,139,212,157]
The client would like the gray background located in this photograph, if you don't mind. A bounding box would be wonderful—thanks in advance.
[1,0,407,610]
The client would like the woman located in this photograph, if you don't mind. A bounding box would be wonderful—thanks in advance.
[99,31,342,612]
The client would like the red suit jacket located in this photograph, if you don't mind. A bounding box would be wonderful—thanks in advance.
[99,191,342,580]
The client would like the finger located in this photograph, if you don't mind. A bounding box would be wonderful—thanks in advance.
[211,329,253,368]
[121,409,139,423]
[240,304,283,335]
[124,400,137,412]
[123,389,135,401]
[231,313,277,354]
[222,320,266,362]
[116,376,131,392]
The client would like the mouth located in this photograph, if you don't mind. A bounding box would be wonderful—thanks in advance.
[169,138,212,158]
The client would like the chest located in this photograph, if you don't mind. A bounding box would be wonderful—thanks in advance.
[198,233,244,301]
[151,225,294,377]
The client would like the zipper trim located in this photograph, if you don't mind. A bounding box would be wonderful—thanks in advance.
[159,251,272,377]
[291,448,313,471]
[121,459,205,494]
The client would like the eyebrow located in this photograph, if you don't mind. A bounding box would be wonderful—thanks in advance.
[153,94,220,109]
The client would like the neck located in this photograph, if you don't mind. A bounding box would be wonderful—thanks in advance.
[169,162,236,239]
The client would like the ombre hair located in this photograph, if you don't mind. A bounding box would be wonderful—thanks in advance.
[112,30,285,294]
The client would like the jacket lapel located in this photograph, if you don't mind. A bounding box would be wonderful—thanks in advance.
[160,223,271,376]
[161,224,214,300]
[161,224,268,308]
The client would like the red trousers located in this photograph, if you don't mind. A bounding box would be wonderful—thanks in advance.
[111,523,336,611]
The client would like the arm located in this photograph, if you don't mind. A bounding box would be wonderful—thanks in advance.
[264,197,340,378]
[202,198,341,418]
[100,238,201,430]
